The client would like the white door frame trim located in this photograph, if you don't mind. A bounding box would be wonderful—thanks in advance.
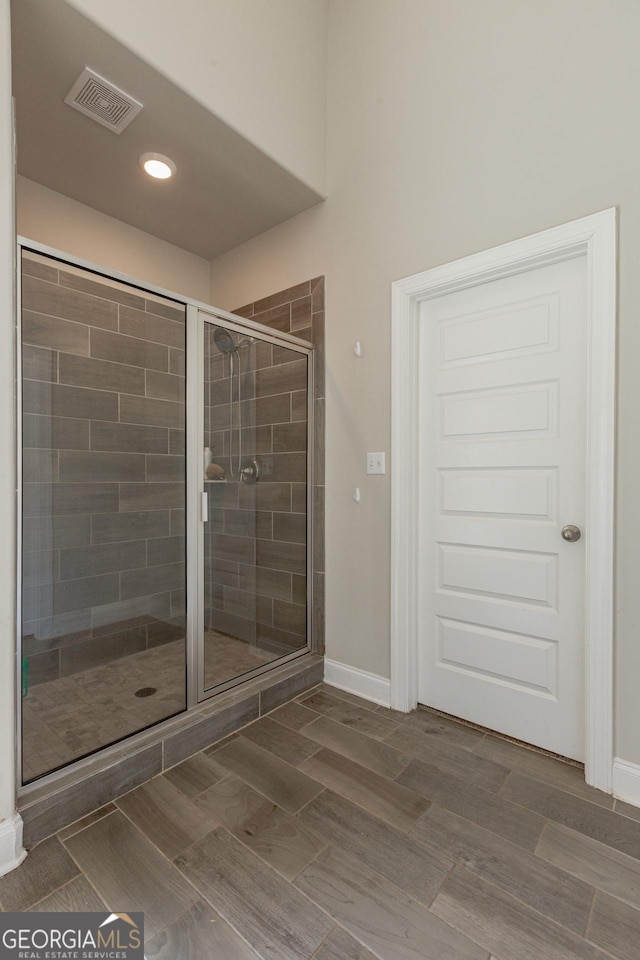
[390,209,617,792]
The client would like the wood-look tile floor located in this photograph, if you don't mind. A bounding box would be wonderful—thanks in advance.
[22,632,277,781]
[6,682,640,960]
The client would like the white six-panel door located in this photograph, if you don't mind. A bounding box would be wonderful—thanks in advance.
[418,254,587,760]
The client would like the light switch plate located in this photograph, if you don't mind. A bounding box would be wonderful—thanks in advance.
[366,452,386,474]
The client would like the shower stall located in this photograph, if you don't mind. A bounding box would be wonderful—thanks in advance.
[17,242,320,790]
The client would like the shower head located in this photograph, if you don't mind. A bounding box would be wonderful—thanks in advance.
[213,328,238,355]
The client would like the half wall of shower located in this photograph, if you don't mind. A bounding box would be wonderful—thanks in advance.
[18,244,321,786]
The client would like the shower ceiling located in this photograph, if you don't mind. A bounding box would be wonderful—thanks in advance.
[11,0,324,259]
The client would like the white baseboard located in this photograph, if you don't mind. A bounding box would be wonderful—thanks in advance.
[0,814,26,878]
[323,658,391,707]
[612,757,640,808]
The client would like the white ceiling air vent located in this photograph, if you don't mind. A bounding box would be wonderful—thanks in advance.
[64,67,143,134]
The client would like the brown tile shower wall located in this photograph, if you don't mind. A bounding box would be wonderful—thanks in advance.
[21,253,187,687]
[204,278,325,655]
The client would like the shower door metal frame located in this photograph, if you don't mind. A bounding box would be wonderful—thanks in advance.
[192,309,314,704]
[15,242,24,790]
[15,238,316,791]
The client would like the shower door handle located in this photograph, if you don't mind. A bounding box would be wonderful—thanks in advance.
[201,491,209,523]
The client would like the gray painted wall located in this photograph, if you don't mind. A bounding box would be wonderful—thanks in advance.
[209,0,640,765]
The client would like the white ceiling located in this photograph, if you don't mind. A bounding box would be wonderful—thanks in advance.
[11,0,324,260]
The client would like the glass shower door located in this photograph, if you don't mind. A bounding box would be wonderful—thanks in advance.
[200,314,311,695]
[20,249,187,783]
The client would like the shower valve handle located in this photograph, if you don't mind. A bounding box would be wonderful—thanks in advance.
[239,459,260,484]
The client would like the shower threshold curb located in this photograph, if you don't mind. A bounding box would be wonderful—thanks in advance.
[18,653,323,847]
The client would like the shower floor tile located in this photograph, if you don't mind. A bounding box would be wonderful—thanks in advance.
[22,632,281,782]
[203,630,276,690]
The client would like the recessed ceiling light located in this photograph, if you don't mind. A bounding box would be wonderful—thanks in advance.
[139,152,176,179]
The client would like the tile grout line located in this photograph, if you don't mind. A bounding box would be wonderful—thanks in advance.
[300,705,403,745]
[313,683,382,713]
[37,870,105,915]
[415,807,606,939]
[613,798,640,823]
[332,922,390,960]
[496,769,512,797]
[154,872,266,960]
[260,700,322,727]
[112,800,219,906]
[192,770,235,800]
[501,768,634,822]
[307,925,336,959]
[139,898,203,953]
[175,748,329,906]
[583,886,598,940]
[203,739,326,818]
[425,859,457,911]
[294,786,328,820]
[14,848,83,912]
[56,828,117,914]
[301,838,497,959]
[176,823,338,954]
[411,757,610,856]
[531,818,551,859]
[268,711,320,732]
[271,841,345,927]
[425,859,605,954]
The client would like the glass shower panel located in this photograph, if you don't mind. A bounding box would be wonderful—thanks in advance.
[20,250,187,783]
[203,318,309,692]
